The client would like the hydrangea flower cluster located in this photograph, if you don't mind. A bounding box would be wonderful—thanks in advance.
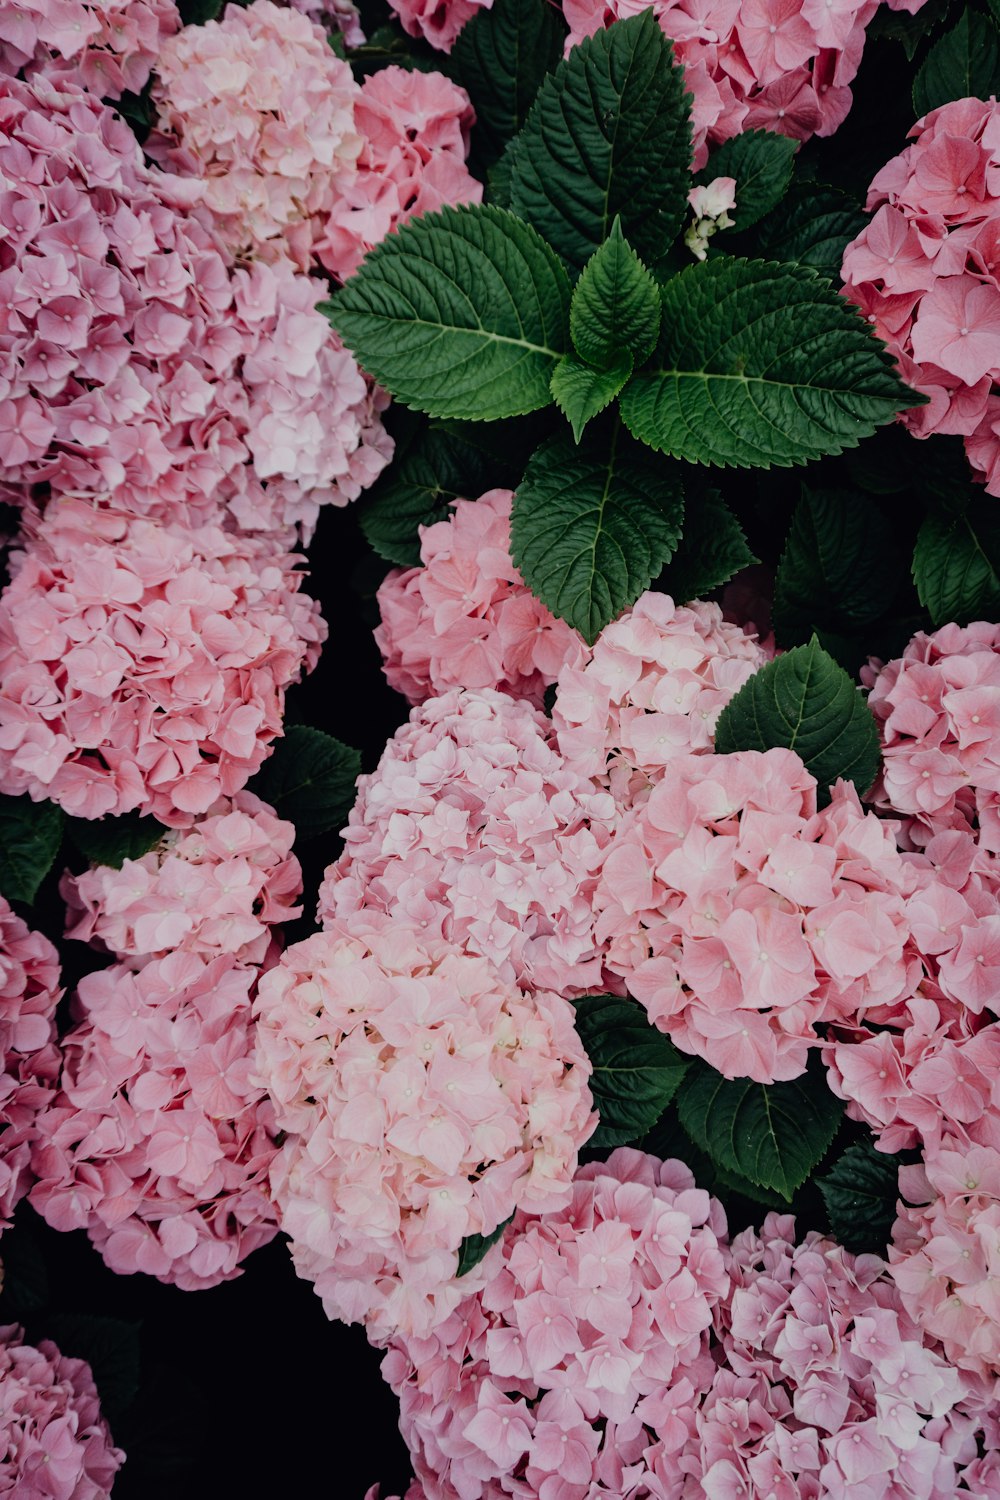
[594,749,923,1083]
[0,1323,125,1498]
[30,947,282,1290]
[150,1,361,271]
[318,688,617,996]
[840,96,1000,494]
[0,499,325,826]
[62,790,301,967]
[0,899,61,1231]
[551,591,769,811]
[375,490,585,709]
[380,1148,731,1499]
[0,0,179,98]
[386,0,491,52]
[254,924,595,1342]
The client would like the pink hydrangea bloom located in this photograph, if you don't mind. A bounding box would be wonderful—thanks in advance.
[30,948,281,1291]
[150,1,361,271]
[594,750,922,1083]
[0,899,61,1231]
[62,791,302,967]
[387,0,491,51]
[317,66,483,282]
[551,591,769,812]
[0,75,391,539]
[0,1324,124,1498]
[841,96,1000,494]
[318,688,618,996]
[0,0,179,98]
[254,924,596,1341]
[290,0,365,45]
[0,499,325,827]
[375,490,586,708]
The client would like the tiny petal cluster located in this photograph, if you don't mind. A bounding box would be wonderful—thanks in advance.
[254,924,595,1341]
[552,592,769,812]
[685,175,736,260]
[0,500,325,826]
[0,1324,124,1499]
[0,0,179,98]
[841,96,1000,494]
[0,899,61,1231]
[375,490,585,708]
[386,0,491,52]
[318,688,617,996]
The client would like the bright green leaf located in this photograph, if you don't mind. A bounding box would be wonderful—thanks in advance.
[818,1138,901,1254]
[658,487,756,603]
[67,812,165,870]
[697,129,795,232]
[551,351,632,442]
[913,503,1000,627]
[573,994,690,1147]
[750,181,867,284]
[570,220,661,370]
[510,429,684,643]
[328,204,571,420]
[713,637,882,801]
[912,9,1000,116]
[248,726,361,840]
[451,0,564,171]
[0,795,64,905]
[508,11,692,273]
[773,488,901,645]
[620,256,917,468]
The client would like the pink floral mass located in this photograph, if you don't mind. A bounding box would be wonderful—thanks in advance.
[0,898,61,1230]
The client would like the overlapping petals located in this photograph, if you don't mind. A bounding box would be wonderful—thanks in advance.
[0,899,61,1231]
[0,0,179,97]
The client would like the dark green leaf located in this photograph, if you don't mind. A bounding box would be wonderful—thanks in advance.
[818,1138,901,1254]
[508,11,693,273]
[570,219,661,370]
[751,181,866,283]
[67,812,165,870]
[697,129,796,232]
[0,796,64,905]
[912,9,1000,115]
[713,637,882,801]
[456,1216,512,1275]
[573,994,690,1146]
[658,488,757,602]
[177,0,222,20]
[248,727,361,840]
[45,1315,140,1425]
[451,0,564,171]
[773,487,901,644]
[510,429,684,642]
[0,1222,49,1319]
[551,351,633,441]
[328,204,571,420]
[868,0,952,58]
[913,501,1000,626]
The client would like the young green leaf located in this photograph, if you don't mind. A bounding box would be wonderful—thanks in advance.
[676,1055,844,1201]
[657,488,757,603]
[456,1216,513,1276]
[328,204,571,420]
[750,181,867,284]
[507,10,693,273]
[620,257,917,468]
[0,795,64,905]
[551,351,633,442]
[818,1138,901,1255]
[573,995,690,1147]
[510,429,684,643]
[67,812,165,870]
[913,503,1000,627]
[912,9,1000,117]
[696,129,796,232]
[248,726,361,840]
[450,0,564,171]
[773,488,901,646]
[714,637,881,800]
[570,220,661,371]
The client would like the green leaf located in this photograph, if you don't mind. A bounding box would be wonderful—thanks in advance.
[750,181,867,284]
[328,204,571,420]
[912,9,1000,116]
[177,0,222,20]
[620,256,917,468]
[508,11,693,273]
[510,429,684,643]
[818,1138,901,1254]
[456,1216,512,1275]
[676,1054,844,1201]
[658,487,756,603]
[913,502,1000,626]
[451,0,564,172]
[551,352,632,442]
[697,129,796,233]
[67,812,165,870]
[45,1315,140,1425]
[868,0,952,58]
[573,995,690,1146]
[0,796,64,905]
[248,726,361,840]
[713,637,882,801]
[773,488,901,645]
[570,219,661,370]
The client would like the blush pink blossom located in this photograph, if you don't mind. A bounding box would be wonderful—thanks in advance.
[0,0,179,98]
[387,0,491,50]
[253,924,596,1342]
[0,899,61,1231]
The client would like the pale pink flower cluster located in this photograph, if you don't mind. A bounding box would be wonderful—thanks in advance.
[318,688,618,996]
[30,947,281,1290]
[317,66,482,283]
[0,0,179,98]
[0,899,61,1231]
[381,1148,731,1499]
[254,924,595,1342]
[841,96,1000,495]
[0,499,325,826]
[552,591,769,812]
[0,1324,125,1499]
[594,750,922,1083]
[150,1,361,271]
[685,174,736,260]
[0,74,391,539]
[289,0,364,46]
[375,490,585,709]
[62,790,302,967]
[387,0,491,52]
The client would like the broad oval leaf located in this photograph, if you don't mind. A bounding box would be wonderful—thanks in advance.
[818,1138,902,1254]
[619,256,918,468]
[573,994,690,1147]
[551,351,632,442]
[657,487,757,604]
[773,487,902,645]
[249,726,361,840]
[696,129,795,233]
[508,10,692,273]
[451,0,564,172]
[750,181,867,284]
[713,637,882,802]
[913,503,1000,627]
[0,794,64,905]
[570,219,661,370]
[510,429,684,643]
[328,204,571,420]
[68,812,165,870]
[912,10,1000,117]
